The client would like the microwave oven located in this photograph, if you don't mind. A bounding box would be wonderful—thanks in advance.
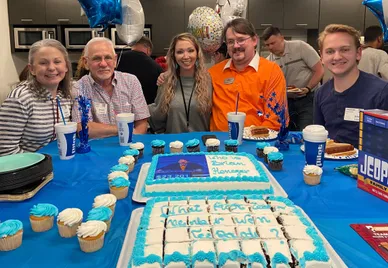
[64,28,107,49]
[110,27,151,49]
[13,27,56,49]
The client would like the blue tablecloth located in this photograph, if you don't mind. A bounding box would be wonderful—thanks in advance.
[0,132,387,268]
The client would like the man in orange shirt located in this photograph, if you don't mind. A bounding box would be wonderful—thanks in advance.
[209,18,288,131]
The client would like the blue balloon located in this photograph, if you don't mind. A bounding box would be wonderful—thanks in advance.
[363,0,388,42]
[78,0,122,29]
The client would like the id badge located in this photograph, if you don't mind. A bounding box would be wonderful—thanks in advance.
[344,108,361,122]
[94,102,108,115]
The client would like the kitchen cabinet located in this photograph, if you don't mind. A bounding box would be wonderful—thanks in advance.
[249,0,284,29]
[46,0,83,24]
[364,7,381,31]
[8,0,46,24]
[319,0,364,31]
[184,0,215,28]
[283,0,319,29]
[140,0,185,55]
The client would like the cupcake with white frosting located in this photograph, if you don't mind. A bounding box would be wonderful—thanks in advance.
[93,194,117,215]
[169,141,183,153]
[263,146,279,164]
[107,171,129,181]
[129,142,144,158]
[77,220,107,253]
[118,155,135,173]
[303,165,323,185]
[206,138,220,152]
[57,208,83,238]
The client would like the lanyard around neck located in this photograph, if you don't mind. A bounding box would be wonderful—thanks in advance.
[178,76,195,128]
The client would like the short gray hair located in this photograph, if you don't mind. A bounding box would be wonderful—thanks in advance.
[84,37,115,57]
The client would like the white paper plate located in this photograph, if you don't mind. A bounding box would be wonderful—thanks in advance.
[243,127,278,141]
[287,88,303,93]
[300,144,358,160]
[132,162,288,203]
[116,207,347,268]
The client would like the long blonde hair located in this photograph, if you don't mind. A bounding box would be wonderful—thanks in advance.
[161,33,211,115]
[27,39,72,99]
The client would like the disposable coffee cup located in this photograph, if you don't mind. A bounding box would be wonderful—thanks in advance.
[117,113,135,146]
[54,122,77,160]
[302,124,328,167]
[227,112,246,145]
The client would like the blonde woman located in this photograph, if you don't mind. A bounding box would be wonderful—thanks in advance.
[149,33,212,133]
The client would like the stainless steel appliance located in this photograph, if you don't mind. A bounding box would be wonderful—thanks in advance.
[13,27,56,49]
[64,28,107,49]
[111,27,151,49]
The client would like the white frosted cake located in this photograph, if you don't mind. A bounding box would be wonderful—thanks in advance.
[143,152,274,197]
[131,195,332,268]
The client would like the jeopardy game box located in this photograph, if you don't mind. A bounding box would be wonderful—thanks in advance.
[358,109,388,202]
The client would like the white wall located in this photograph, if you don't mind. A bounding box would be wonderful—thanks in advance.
[0,0,19,104]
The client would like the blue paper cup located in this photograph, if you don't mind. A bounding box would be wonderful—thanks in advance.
[302,125,328,167]
[117,113,134,146]
[54,122,77,160]
[227,112,246,145]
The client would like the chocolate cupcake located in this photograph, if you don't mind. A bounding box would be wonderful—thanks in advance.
[185,139,200,152]
[263,146,279,164]
[267,152,284,171]
[256,142,270,158]
[151,140,166,155]
[206,138,220,152]
[169,141,183,153]
[224,139,239,152]
[123,149,140,163]
[129,142,144,158]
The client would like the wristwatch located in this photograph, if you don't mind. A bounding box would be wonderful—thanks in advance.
[305,86,312,93]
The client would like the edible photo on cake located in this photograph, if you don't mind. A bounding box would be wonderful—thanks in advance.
[153,155,210,180]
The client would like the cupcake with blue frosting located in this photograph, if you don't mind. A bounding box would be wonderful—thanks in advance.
[30,203,58,232]
[0,220,23,251]
[224,139,239,152]
[110,164,130,175]
[263,146,279,164]
[267,152,284,171]
[185,139,200,152]
[109,177,130,200]
[123,149,140,163]
[87,207,113,232]
[151,140,165,155]
[256,142,270,158]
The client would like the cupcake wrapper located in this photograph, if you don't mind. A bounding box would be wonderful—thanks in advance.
[138,148,144,158]
[170,147,183,153]
[78,233,105,253]
[268,160,283,171]
[152,146,165,155]
[127,162,135,173]
[57,221,81,238]
[207,146,219,152]
[264,154,269,164]
[109,203,116,217]
[256,148,264,158]
[110,186,129,200]
[225,145,238,153]
[105,218,112,233]
[187,146,200,153]
[304,173,321,185]
[133,155,139,164]
[0,230,23,251]
[30,216,54,232]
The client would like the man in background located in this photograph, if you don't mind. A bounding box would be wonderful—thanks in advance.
[358,25,388,80]
[117,36,163,104]
[263,26,324,131]
[213,42,229,64]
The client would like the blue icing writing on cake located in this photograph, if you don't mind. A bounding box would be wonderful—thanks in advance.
[130,194,333,268]
[143,152,274,197]
[0,220,23,237]
[30,203,58,217]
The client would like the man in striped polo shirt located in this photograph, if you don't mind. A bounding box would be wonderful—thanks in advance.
[72,37,150,138]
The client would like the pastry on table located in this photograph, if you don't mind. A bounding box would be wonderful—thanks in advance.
[249,125,270,137]
[325,140,356,156]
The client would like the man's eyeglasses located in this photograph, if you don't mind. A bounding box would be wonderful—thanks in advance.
[87,56,115,64]
[226,36,251,47]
